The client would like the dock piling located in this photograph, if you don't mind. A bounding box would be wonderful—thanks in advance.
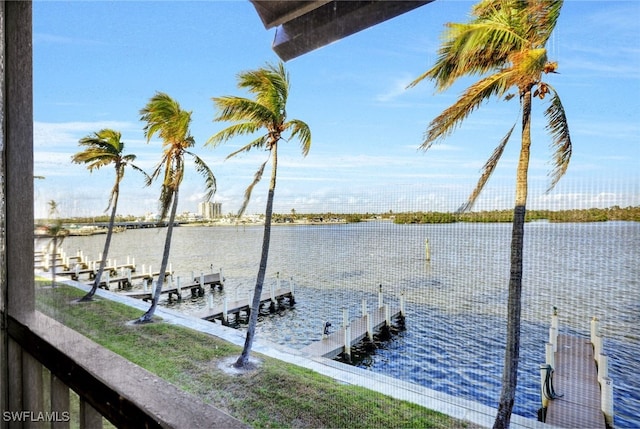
[601,377,614,428]
[222,298,228,324]
[545,342,555,370]
[549,326,558,352]
[344,324,351,362]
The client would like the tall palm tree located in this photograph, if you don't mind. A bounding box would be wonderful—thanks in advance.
[136,92,216,324]
[208,62,311,368]
[408,1,571,427]
[71,129,144,302]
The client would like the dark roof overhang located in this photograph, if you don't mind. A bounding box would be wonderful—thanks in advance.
[250,1,434,61]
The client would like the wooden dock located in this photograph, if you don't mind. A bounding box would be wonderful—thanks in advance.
[301,300,405,360]
[192,286,295,324]
[545,335,606,428]
[539,312,613,429]
[120,272,224,302]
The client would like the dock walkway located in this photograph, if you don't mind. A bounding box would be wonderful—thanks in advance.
[121,272,224,302]
[301,302,404,360]
[545,335,606,428]
[539,312,613,429]
[192,286,294,324]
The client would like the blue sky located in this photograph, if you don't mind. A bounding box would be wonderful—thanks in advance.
[33,1,640,218]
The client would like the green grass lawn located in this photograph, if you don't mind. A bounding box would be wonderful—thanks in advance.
[36,282,477,428]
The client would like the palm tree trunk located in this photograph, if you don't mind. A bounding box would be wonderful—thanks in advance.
[494,90,532,429]
[80,188,119,302]
[235,145,278,368]
[137,188,179,324]
[51,238,58,288]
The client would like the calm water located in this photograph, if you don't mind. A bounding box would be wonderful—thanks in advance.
[59,221,640,427]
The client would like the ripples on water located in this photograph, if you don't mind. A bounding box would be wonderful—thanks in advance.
[60,221,640,427]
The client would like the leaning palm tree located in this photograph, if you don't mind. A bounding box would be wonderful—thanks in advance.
[71,129,144,302]
[136,92,216,324]
[408,1,571,427]
[208,62,311,368]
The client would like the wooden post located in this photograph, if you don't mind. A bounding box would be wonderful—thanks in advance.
[399,292,405,317]
[127,269,132,285]
[365,313,373,342]
[200,272,205,287]
[342,308,348,328]
[601,376,614,428]
[598,353,608,384]
[344,325,351,361]
[425,238,431,261]
[219,268,224,286]
[549,326,557,353]
[361,299,367,317]
[590,317,599,345]
[545,342,555,370]
[290,277,295,296]
[384,304,390,327]
[378,284,383,309]
[176,276,181,297]
[105,270,110,289]
[222,297,228,324]
[539,364,550,410]
[593,334,603,362]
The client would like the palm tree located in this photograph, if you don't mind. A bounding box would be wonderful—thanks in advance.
[408,1,571,427]
[71,129,144,302]
[137,92,216,324]
[45,200,68,287]
[208,62,311,368]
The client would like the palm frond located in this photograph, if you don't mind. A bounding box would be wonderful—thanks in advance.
[458,123,516,212]
[140,92,192,146]
[285,119,312,157]
[212,96,275,125]
[237,158,269,218]
[422,69,516,149]
[206,122,261,147]
[225,135,269,160]
[544,85,572,191]
[186,151,217,202]
[237,62,289,115]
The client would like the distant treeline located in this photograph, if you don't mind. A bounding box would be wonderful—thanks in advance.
[393,206,640,224]
[39,206,639,225]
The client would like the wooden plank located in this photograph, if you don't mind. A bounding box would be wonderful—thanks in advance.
[301,306,399,358]
[546,335,606,429]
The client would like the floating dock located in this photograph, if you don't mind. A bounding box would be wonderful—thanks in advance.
[539,311,612,429]
[301,291,405,360]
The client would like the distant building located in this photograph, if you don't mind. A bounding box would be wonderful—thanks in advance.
[198,202,222,219]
